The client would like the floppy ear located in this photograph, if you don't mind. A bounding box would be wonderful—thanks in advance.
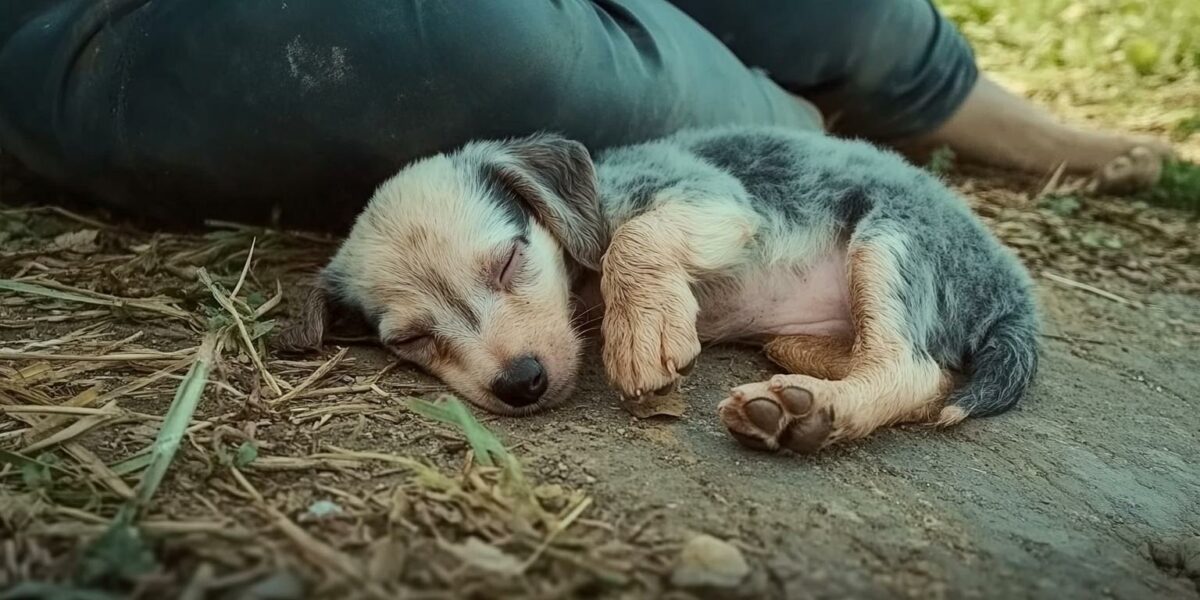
[274,272,374,353]
[486,133,607,271]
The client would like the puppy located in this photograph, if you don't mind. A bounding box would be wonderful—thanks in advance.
[279,127,1038,454]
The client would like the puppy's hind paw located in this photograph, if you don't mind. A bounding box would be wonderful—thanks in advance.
[718,376,834,455]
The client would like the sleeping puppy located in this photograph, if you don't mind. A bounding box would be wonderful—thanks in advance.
[279,127,1038,455]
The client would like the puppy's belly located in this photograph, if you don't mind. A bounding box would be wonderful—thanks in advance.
[697,251,853,343]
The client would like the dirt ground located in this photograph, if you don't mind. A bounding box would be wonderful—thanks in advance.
[0,154,1198,599]
[3,0,1200,597]
[528,285,1200,599]
[3,1,1200,587]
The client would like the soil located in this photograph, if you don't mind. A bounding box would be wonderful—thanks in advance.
[1,164,1198,599]
[505,284,1200,599]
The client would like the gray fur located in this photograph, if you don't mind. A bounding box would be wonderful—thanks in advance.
[287,126,1039,420]
[593,126,1039,417]
[460,133,608,270]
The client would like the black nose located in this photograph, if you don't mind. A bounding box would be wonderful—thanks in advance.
[491,355,548,407]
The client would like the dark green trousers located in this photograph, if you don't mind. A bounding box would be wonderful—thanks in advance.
[0,0,976,230]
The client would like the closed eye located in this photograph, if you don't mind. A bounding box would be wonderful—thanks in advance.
[494,236,527,290]
[384,333,432,351]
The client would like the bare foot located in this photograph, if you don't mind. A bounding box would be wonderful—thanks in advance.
[901,76,1173,194]
[1088,146,1164,195]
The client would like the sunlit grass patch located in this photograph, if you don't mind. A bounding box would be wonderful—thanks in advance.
[939,0,1200,139]
[1140,160,1200,211]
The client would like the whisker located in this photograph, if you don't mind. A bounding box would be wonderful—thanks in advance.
[571,311,603,325]
[570,299,604,318]
[571,315,604,329]
[571,306,603,320]
[573,323,603,337]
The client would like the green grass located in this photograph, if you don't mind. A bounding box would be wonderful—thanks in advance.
[939,0,1200,210]
[940,0,1200,77]
[926,145,958,175]
[939,0,1200,138]
[1172,113,1200,142]
[1139,161,1200,211]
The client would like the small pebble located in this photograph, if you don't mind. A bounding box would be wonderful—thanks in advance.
[670,534,750,589]
[304,500,342,519]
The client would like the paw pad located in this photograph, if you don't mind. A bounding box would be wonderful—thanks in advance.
[719,383,833,455]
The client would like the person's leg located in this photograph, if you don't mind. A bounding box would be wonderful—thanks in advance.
[668,0,977,142]
[669,0,1171,190]
[906,76,1171,192]
[0,0,820,230]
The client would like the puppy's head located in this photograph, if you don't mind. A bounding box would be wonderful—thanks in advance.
[279,134,606,415]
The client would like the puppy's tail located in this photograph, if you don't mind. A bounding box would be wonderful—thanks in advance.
[939,310,1039,424]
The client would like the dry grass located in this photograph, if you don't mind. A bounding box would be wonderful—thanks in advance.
[0,211,681,598]
[1,163,1196,600]
[2,2,1200,597]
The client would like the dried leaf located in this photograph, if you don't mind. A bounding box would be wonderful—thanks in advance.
[621,390,686,419]
[51,229,99,254]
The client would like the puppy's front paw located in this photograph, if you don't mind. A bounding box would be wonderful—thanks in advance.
[601,285,700,400]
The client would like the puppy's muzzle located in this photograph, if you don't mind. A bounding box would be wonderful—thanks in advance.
[491,355,549,407]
